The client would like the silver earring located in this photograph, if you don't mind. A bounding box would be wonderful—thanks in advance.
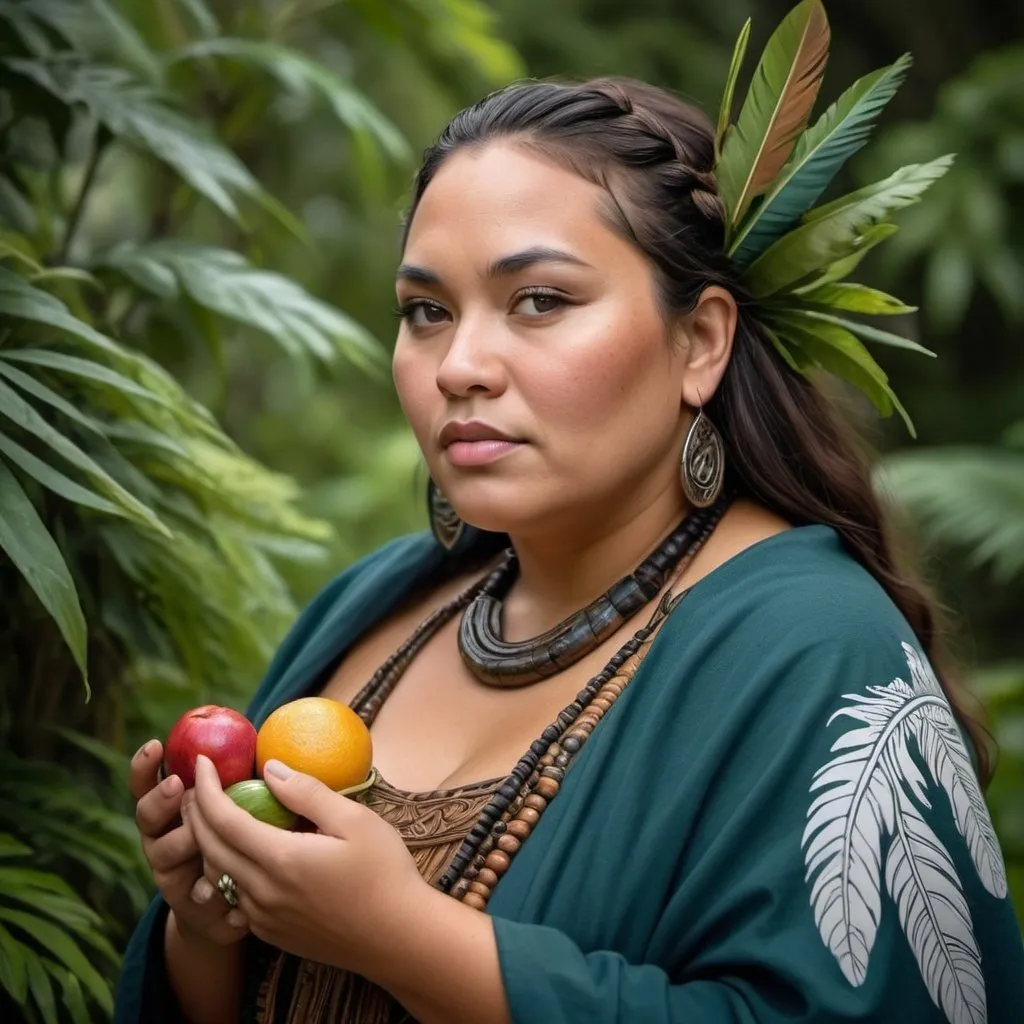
[427,478,465,551]
[680,394,725,508]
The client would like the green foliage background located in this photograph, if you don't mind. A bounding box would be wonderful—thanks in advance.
[0,0,1020,1019]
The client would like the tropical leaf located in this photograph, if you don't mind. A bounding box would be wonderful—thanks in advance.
[884,785,987,1024]
[24,955,59,1024]
[0,458,88,685]
[717,0,831,230]
[0,909,113,1013]
[745,157,954,296]
[878,449,1024,583]
[762,311,913,433]
[51,966,94,1024]
[0,431,123,516]
[798,281,916,315]
[793,224,900,292]
[0,922,28,1004]
[0,360,106,435]
[97,241,384,371]
[0,377,166,533]
[25,0,164,84]
[1,348,179,409]
[714,17,751,158]
[0,267,221,438]
[173,0,221,38]
[2,58,263,224]
[730,54,913,264]
[0,834,32,858]
[169,38,410,162]
[772,307,935,357]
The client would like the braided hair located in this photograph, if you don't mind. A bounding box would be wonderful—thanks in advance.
[403,77,996,785]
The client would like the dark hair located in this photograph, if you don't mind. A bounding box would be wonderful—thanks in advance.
[405,76,995,784]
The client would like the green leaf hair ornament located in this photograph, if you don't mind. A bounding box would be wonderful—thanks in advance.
[714,0,952,436]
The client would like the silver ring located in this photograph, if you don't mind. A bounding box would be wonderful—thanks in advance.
[216,873,238,907]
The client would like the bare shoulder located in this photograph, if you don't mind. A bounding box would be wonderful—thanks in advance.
[680,498,791,591]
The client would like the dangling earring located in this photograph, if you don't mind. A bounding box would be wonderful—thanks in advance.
[680,390,725,508]
[427,478,466,551]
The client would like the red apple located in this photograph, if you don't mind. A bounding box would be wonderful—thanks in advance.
[163,705,256,790]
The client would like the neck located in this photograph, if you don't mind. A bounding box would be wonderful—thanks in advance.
[500,488,688,642]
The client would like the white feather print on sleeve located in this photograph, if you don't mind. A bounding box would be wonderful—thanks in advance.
[802,643,1008,1024]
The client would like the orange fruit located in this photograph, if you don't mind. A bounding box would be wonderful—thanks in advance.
[256,697,373,790]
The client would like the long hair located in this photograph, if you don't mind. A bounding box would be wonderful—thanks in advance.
[404,77,995,785]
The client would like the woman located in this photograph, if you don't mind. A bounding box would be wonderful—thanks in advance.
[116,9,1024,1023]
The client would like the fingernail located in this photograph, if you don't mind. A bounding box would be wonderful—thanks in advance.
[135,740,156,760]
[191,878,214,904]
[162,774,183,796]
[264,759,293,780]
[227,910,248,928]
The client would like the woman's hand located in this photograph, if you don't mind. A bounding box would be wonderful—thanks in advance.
[188,754,430,978]
[130,740,249,947]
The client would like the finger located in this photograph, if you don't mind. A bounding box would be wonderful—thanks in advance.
[135,773,185,838]
[145,820,199,873]
[193,755,283,865]
[129,740,163,802]
[262,759,360,838]
[189,782,263,894]
[190,876,217,905]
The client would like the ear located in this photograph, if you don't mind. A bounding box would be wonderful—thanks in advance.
[670,286,737,408]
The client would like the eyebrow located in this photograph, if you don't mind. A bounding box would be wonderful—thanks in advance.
[396,246,591,285]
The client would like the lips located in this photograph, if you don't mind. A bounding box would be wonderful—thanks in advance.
[438,420,523,448]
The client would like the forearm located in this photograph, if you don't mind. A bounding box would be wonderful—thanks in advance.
[165,911,243,1024]
[368,887,511,1024]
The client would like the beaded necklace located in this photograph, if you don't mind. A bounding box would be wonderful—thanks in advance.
[349,503,725,910]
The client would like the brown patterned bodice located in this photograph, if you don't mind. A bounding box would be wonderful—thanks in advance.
[252,773,498,1023]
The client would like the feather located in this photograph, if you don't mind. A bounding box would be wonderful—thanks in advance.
[803,647,997,1024]
[902,644,1009,899]
[802,684,906,984]
[715,18,751,159]
[884,774,988,1024]
[745,156,954,297]
[730,54,913,264]
[717,0,831,231]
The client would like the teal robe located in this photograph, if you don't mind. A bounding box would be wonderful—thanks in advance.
[116,526,1024,1023]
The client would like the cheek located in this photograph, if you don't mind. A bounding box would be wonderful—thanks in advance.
[392,343,435,441]
[526,309,677,444]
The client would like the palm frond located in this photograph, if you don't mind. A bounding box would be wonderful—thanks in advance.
[878,449,1024,583]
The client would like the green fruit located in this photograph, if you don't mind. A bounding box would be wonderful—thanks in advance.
[225,779,298,829]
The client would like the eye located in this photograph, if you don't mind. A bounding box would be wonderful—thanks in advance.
[512,289,566,317]
[399,300,451,328]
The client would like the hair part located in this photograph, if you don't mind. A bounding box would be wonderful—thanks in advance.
[405,76,996,785]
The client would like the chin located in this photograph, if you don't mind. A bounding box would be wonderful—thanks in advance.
[445,485,549,537]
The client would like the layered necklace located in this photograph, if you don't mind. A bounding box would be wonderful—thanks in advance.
[457,500,728,687]
[349,495,730,909]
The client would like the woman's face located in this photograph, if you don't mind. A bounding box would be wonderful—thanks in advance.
[393,142,699,540]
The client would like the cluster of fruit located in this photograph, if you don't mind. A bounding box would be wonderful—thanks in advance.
[163,697,375,828]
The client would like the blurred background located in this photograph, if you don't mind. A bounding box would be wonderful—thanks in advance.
[0,0,1021,1018]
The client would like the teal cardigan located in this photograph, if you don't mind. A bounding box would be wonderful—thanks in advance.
[116,527,1024,1023]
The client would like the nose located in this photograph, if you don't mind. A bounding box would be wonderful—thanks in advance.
[435,315,508,399]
